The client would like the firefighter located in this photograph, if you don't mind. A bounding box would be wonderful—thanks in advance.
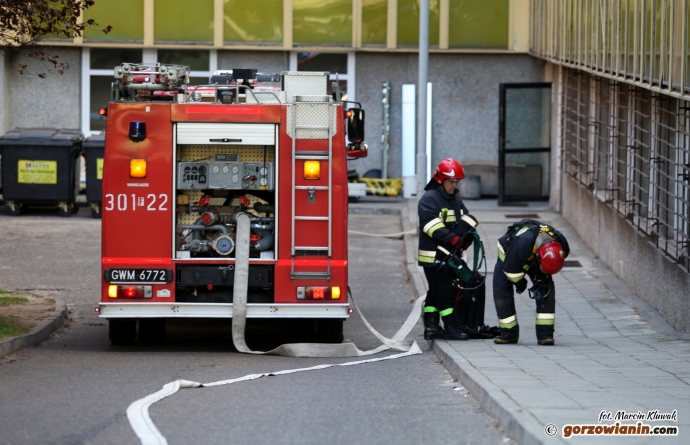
[418,158,479,341]
[493,219,570,345]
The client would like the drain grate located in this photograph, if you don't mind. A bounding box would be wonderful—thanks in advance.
[504,214,540,219]
[563,260,581,267]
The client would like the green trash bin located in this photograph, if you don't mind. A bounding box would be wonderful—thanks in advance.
[83,132,105,218]
[0,128,84,216]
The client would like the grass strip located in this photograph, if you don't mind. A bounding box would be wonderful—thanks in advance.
[0,315,30,340]
[0,296,30,306]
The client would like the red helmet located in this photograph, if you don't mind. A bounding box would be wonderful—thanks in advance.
[432,158,465,184]
[536,241,566,275]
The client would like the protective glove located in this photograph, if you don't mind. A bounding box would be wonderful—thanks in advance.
[449,236,464,250]
[515,278,528,294]
[452,214,479,238]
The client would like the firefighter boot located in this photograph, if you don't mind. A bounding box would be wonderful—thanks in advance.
[536,324,554,345]
[493,326,519,344]
[423,312,445,340]
[442,315,469,341]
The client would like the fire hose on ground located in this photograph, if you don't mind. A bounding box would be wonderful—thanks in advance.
[127,215,425,445]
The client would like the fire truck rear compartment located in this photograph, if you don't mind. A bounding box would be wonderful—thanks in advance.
[175,134,278,302]
[175,142,276,260]
[176,265,273,303]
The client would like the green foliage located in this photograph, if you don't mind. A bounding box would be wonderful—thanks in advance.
[0,0,111,77]
[0,296,29,306]
[0,315,30,340]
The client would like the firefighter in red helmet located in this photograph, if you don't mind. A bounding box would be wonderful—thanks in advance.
[492,219,570,345]
[417,158,479,340]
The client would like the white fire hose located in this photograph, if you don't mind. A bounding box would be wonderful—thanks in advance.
[127,214,424,444]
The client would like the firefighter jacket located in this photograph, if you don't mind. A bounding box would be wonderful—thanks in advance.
[417,183,478,267]
[497,219,570,283]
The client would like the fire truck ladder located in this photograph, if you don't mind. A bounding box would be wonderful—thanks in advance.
[290,95,334,280]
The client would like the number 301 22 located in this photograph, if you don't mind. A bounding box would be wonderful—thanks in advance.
[104,194,168,211]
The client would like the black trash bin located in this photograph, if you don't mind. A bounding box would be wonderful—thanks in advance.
[82,132,105,218]
[0,128,83,216]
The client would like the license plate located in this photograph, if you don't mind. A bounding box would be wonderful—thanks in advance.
[105,269,173,283]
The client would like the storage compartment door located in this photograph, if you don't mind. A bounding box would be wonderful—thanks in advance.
[177,123,275,145]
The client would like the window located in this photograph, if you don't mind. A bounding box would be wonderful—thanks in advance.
[83,0,144,42]
[154,0,214,43]
[290,52,355,102]
[82,48,217,135]
[293,0,352,45]
[448,0,509,49]
[223,0,283,43]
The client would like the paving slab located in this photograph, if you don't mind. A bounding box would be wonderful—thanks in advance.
[386,197,689,445]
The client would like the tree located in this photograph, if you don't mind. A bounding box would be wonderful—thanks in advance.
[0,0,111,77]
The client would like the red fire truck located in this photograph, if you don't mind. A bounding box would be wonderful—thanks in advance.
[97,63,367,345]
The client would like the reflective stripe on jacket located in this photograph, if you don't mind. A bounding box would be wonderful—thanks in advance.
[417,185,473,266]
[497,221,570,282]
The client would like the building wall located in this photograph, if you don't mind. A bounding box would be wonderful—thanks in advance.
[352,53,543,181]
[0,51,8,134]
[562,160,690,333]
[5,48,81,132]
[217,50,290,74]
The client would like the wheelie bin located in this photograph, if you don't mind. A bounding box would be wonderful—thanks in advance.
[82,132,105,218]
[0,128,83,216]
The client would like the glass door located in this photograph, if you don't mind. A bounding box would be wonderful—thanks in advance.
[498,83,552,204]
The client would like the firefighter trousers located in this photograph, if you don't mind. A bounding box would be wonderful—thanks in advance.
[492,259,556,340]
[423,266,458,318]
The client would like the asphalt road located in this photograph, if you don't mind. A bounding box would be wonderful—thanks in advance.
[0,203,513,445]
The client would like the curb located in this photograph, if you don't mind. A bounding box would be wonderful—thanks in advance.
[0,297,68,358]
[394,200,544,445]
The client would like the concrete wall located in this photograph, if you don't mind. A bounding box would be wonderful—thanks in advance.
[218,50,290,73]
[5,47,81,132]
[0,51,8,134]
[545,62,562,211]
[352,53,543,180]
[562,176,690,333]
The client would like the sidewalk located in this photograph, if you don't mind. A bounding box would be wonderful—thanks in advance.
[356,196,689,445]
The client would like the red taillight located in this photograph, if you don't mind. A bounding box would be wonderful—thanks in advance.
[297,286,341,300]
[108,285,152,299]
[123,286,138,298]
[207,284,214,290]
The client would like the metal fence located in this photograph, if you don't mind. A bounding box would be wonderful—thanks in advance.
[562,67,690,271]
[532,0,690,101]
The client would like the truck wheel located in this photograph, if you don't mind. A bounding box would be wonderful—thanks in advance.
[7,202,22,216]
[109,319,136,345]
[139,319,167,345]
[316,319,344,344]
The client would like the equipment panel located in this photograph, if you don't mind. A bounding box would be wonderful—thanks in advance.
[178,162,209,189]
[179,161,273,190]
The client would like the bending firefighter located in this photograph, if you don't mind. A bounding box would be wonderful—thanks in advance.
[493,219,570,345]
[418,158,479,341]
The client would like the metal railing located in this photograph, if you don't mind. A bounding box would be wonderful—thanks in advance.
[532,0,690,101]
[562,67,690,272]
